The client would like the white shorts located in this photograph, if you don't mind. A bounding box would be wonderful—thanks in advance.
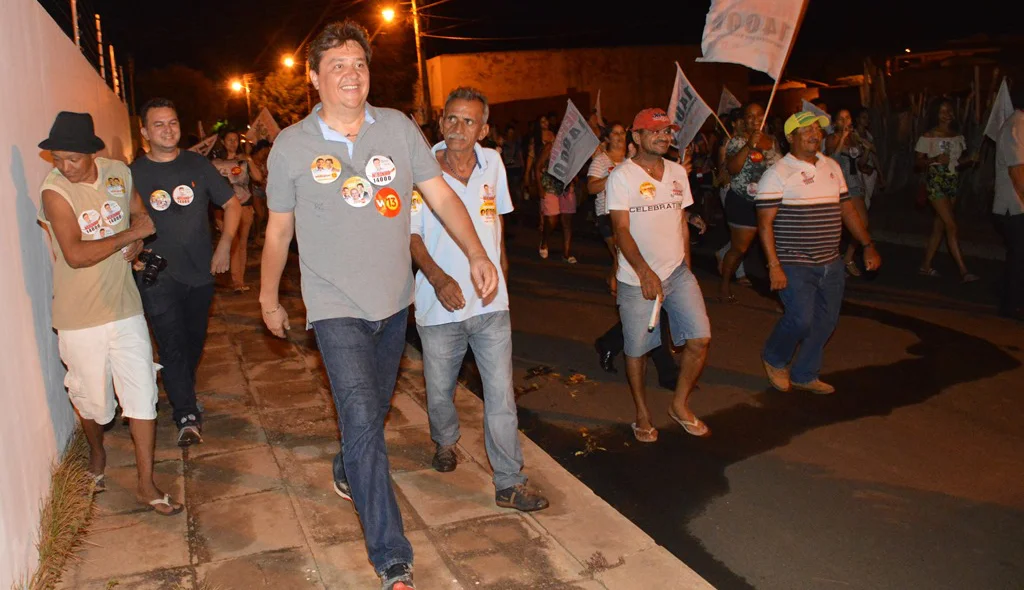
[57,314,160,423]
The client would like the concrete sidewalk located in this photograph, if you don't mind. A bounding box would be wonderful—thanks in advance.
[58,283,711,589]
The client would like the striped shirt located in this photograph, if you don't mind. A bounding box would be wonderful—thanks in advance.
[755,153,849,266]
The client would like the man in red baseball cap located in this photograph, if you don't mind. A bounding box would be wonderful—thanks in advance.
[606,108,713,443]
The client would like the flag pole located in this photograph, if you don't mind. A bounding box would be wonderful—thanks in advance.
[760,0,810,131]
[711,110,731,139]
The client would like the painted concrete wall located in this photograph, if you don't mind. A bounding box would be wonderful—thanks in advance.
[426,45,749,127]
[0,0,132,585]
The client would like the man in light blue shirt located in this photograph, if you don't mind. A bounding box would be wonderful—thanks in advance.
[411,87,549,512]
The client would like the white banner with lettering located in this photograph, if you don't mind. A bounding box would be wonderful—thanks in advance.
[547,99,600,185]
[717,86,742,115]
[696,0,803,80]
[667,63,712,150]
[187,134,218,157]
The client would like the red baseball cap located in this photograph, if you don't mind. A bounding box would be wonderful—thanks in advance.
[631,108,680,132]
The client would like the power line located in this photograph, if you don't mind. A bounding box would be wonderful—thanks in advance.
[420,28,615,41]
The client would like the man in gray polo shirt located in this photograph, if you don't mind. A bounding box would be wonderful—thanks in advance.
[259,20,497,590]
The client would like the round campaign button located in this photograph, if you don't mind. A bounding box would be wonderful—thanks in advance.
[97,226,115,238]
[374,187,402,218]
[748,150,765,164]
[479,184,497,224]
[366,155,397,186]
[341,176,372,208]
[231,165,243,176]
[746,182,759,197]
[410,189,424,214]
[311,155,341,184]
[101,200,124,226]
[639,182,656,201]
[105,176,126,198]
[78,209,101,235]
[173,185,194,206]
[150,190,171,211]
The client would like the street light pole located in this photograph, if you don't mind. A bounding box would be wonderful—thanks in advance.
[410,0,429,123]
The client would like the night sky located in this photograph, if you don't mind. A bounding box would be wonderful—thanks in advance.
[85,0,1012,82]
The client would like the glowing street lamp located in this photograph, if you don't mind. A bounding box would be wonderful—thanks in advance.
[376,5,428,121]
[229,76,252,122]
[282,55,296,68]
[381,7,395,23]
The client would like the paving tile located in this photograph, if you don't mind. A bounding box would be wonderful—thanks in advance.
[68,512,190,581]
[236,336,295,364]
[102,421,182,468]
[94,460,184,516]
[245,358,307,382]
[198,389,254,418]
[384,425,436,473]
[192,490,305,563]
[251,379,328,411]
[195,363,248,395]
[261,405,339,452]
[188,413,267,459]
[387,391,430,430]
[58,566,193,590]
[188,446,283,505]
[314,530,462,590]
[196,548,322,589]
[393,461,507,527]
[595,546,714,590]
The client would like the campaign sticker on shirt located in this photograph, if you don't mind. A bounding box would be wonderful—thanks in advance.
[101,200,124,225]
[671,180,685,198]
[105,177,126,198]
[746,182,759,197]
[848,146,862,159]
[479,184,497,224]
[97,226,115,238]
[78,210,101,235]
[173,185,195,206]
[800,171,815,185]
[748,150,764,164]
[231,165,243,176]
[410,189,424,214]
[639,182,656,201]
[311,155,341,184]
[374,187,402,218]
[150,190,171,211]
[341,176,372,208]
[365,155,397,186]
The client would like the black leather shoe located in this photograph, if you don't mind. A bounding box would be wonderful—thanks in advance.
[432,445,457,473]
[595,341,617,374]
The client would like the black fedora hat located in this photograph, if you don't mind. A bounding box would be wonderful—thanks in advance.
[38,111,105,154]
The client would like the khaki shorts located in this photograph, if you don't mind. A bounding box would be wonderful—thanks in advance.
[57,314,160,423]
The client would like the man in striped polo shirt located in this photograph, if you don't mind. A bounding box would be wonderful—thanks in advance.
[755,111,881,395]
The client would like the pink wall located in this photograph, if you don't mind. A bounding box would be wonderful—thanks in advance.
[0,0,132,585]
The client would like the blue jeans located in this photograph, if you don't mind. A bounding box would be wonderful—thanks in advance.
[416,311,525,491]
[763,259,845,383]
[312,308,412,574]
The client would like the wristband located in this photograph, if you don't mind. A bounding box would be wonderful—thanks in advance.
[262,305,281,315]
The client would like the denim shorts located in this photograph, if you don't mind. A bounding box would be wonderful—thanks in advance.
[617,264,711,357]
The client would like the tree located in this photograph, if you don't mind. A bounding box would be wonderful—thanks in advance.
[136,65,225,142]
[252,68,308,127]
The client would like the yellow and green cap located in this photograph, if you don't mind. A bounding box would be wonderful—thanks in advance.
[784,111,831,136]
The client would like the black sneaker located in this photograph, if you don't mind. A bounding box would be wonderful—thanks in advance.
[379,563,415,590]
[176,414,203,447]
[333,479,352,502]
[495,483,550,512]
[431,445,457,473]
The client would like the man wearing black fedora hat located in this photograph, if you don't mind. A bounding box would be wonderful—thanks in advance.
[130,98,242,447]
[37,111,183,515]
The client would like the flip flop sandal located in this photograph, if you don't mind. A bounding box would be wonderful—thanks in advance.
[630,422,658,443]
[961,273,980,283]
[668,411,711,438]
[144,494,184,516]
[918,267,940,277]
[90,473,106,494]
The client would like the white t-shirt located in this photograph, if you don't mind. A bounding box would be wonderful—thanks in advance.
[606,159,693,285]
[587,151,626,216]
[411,142,514,326]
[914,134,965,174]
[994,110,1024,215]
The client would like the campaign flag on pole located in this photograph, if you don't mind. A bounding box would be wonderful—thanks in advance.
[696,0,804,80]
[717,86,742,115]
[547,99,601,185]
[246,107,281,144]
[188,134,218,157]
[595,89,605,127]
[667,63,712,149]
[197,121,206,140]
[984,78,1014,141]
[801,99,828,119]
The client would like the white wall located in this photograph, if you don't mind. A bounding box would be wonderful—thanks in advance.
[0,0,132,585]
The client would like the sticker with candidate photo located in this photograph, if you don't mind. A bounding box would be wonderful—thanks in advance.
[311,155,341,184]
[78,209,101,235]
[746,182,758,197]
[365,155,397,186]
[479,184,497,224]
[410,189,424,214]
[101,200,124,225]
[173,185,194,206]
[150,190,171,211]
[105,176,126,198]
[341,176,372,208]
[97,226,116,238]
[639,182,656,201]
[374,187,401,218]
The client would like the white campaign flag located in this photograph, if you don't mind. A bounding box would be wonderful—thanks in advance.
[984,79,1014,141]
[667,63,712,150]
[188,134,218,157]
[801,99,828,119]
[547,99,601,185]
[696,0,804,80]
[717,86,742,115]
[246,107,282,144]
